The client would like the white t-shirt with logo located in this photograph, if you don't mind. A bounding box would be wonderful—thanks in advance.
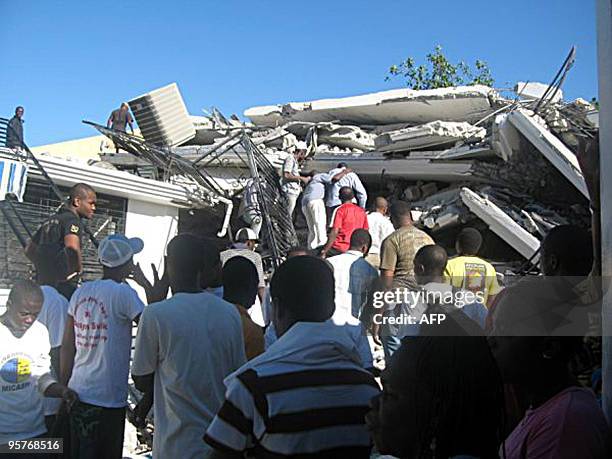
[0,321,56,444]
[68,279,144,408]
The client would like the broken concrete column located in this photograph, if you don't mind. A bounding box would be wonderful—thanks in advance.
[491,114,522,161]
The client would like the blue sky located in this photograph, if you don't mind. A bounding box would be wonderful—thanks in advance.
[1,0,598,146]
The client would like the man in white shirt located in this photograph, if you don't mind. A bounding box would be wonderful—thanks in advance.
[1,280,77,448]
[60,234,145,459]
[366,197,395,269]
[280,142,310,218]
[33,243,70,430]
[328,229,379,322]
[132,235,245,459]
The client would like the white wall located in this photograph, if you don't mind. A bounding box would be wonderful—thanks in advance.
[124,199,179,302]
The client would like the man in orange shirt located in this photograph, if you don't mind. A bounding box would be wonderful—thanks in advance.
[222,256,264,360]
[321,187,368,258]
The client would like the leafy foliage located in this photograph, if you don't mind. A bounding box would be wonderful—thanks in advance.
[386,45,494,89]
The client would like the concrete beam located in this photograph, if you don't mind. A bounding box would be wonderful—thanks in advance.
[460,187,540,260]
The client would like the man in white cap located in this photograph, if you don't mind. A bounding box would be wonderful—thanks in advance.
[60,234,145,459]
[281,141,310,219]
[220,228,266,304]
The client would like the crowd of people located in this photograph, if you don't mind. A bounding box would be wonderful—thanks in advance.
[1,135,611,459]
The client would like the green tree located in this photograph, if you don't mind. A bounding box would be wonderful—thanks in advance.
[386,45,494,89]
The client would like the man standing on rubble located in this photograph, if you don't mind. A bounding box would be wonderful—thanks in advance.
[25,183,97,299]
[281,141,310,219]
[6,106,25,150]
[325,162,367,224]
[107,103,134,153]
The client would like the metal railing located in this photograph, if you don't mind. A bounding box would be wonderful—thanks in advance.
[85,120,297,267]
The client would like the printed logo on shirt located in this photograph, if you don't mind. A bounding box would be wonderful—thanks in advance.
[0,353,32,391]
[463,263,487,293]
[73,296,109,349]
[70,224,80,234]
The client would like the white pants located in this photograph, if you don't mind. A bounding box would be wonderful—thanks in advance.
[285,193,299,218]
[302,199,327,249]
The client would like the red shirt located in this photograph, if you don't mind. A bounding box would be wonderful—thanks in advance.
[331,203,369,252]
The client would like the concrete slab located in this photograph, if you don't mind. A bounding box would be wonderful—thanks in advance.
[245,85,497,126]
[306,154,481,181]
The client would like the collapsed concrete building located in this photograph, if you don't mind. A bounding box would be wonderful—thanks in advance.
[86,80,597,277]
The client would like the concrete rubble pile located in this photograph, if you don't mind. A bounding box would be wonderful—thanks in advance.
[240,84,595,264]
[99,82,598,266]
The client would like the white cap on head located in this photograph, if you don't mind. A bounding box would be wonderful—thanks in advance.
[98,234,144,268]
[235,227,258,242]
[295,140,307,151]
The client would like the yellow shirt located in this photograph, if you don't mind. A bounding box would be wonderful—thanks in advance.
[444,255,502,305]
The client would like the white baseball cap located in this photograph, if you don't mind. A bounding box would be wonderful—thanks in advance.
[235,227,258,242]
[295,140,308,151]
[98,234,144,268]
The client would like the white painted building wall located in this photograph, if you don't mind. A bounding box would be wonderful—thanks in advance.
[124,200,179,301]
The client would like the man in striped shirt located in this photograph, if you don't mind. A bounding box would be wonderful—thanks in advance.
[204,256,380,458]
